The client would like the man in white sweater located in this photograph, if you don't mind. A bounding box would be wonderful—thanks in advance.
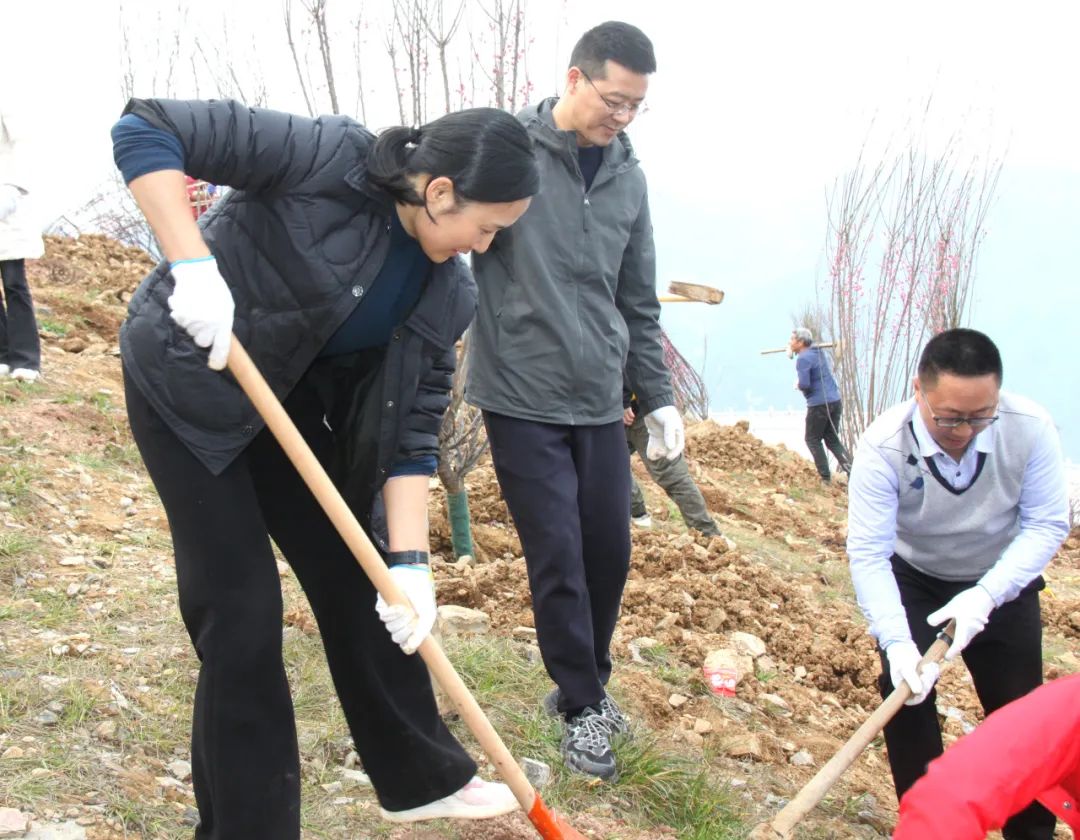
[847,328,1069,840]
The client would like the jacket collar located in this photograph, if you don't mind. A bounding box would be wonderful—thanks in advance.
[521,98,639,180]
[404,256,477,350]
[342,127,396,214]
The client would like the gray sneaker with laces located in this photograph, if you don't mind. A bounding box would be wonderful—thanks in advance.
[561,707,617,780]
[542,687,630,736]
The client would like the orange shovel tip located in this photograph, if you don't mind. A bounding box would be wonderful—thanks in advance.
[527,793,590,840]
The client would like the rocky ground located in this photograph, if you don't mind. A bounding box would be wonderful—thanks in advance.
[0,235,1076,839]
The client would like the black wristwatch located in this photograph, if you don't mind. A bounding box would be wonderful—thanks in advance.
[386,550,430,567]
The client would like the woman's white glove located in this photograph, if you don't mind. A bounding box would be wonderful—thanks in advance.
[885,640,940,705]
[375,564,437,654]
[0,185,19,221]
[927,585,996,660]
[643,405,685,461]
[168,256,235,370]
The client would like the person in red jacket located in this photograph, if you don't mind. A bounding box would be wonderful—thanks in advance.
[893,672,1080,839]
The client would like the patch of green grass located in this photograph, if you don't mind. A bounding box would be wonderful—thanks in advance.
[38,317,70,337]
[0,458,39,503]
[71,451,108,470]
[0,531,40,583]
[103,441,143,469]
[640,643,670,664]
[91,392,114,413]
[0,531,38,559]
[0,680,32,727]
[637,643,696,687]
[27,589,83,630]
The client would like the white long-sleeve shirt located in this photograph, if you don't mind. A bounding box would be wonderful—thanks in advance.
[847,396,1069,649]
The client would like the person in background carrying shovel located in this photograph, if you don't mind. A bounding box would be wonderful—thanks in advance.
[467,22,680,782]
[846,328,1069,839]
[111,97,538,838]
[790,327,851,484]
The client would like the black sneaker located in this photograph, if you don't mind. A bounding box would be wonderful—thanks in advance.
[542,687,630,736]
[561,707,617,780]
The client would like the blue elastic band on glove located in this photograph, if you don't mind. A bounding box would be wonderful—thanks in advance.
[170,255,216,268]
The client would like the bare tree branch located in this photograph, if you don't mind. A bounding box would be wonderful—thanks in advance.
[284,0,316,116]
[419,0,465,114]
[824,102,1004,450]
[303,0,340,113]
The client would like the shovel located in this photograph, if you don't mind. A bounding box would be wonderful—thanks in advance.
[748,620,956,840]
[226,336,587,840]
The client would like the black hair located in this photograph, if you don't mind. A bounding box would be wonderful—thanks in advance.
[569,21,656,78]
[366,107,538,208]
[917,328,1003,387]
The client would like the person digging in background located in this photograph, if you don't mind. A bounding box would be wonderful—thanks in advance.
[111,97,538,838]
[0,109,43,383]
[846,328,1069,840]
[790,326,850,483]
[893,672,1079,839]
[467,22,680,782]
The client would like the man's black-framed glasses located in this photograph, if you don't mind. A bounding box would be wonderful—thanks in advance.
[924,397,1000,429]
[579,70,648,117]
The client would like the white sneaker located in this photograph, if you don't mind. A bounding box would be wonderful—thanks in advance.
[379,776,519,823]
[0,364,8,377]
[631,513,652,528]
[10,368,38,382]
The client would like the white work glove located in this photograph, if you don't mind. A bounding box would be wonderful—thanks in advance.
[375,563,437,654]
[0,185,19,221]
[926,585,996,661]
[167,256,235,370]
[885,640,940,705]
[643,405,685,461]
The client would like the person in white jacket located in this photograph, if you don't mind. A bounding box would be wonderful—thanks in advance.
[0,110,43,382]
[846,327,1069,840]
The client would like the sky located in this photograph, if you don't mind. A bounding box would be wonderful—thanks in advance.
[2,0,1078,457]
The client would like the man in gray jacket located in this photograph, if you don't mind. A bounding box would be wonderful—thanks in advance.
[468,21,682,781]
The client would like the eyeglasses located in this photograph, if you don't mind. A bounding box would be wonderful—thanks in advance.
[923,397,1000,429]
[579,70,648,117]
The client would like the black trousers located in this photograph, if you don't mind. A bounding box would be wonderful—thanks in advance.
[804,399,851,479]
[484,412,631,716]
[880,556,1055,840]
[124,368,474,840]
[0,259,41,371]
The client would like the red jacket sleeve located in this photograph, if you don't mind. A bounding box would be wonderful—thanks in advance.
[893,674,1080,839]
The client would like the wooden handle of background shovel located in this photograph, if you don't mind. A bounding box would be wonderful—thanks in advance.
[750,620,957,840]
[226,337,584,840]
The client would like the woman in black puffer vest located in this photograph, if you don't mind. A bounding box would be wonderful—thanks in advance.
[112,99,538,838]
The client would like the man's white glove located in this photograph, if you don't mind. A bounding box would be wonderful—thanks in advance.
[168,256,235,370]
[0,185,19,222]
[926,585,995,661]
[643,405,685,461]
[885,640,940,705]
[375,564,437,655]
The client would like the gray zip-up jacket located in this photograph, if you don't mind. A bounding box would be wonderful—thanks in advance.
[466,98,673,424]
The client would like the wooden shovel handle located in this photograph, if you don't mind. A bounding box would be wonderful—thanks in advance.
[761,621,957,838]
[225,337,540,816]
